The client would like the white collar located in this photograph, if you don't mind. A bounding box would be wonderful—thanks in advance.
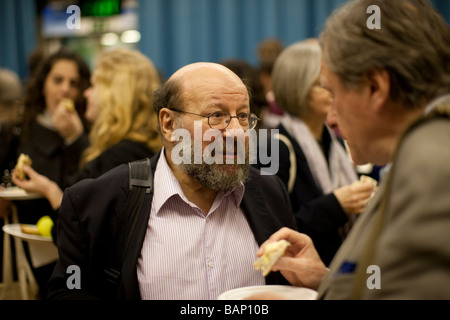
[36,109,55,130]
[425,93,450,114]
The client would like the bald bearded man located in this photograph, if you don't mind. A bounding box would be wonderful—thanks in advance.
[47,62,296,300]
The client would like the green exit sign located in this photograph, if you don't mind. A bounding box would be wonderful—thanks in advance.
[80,0,122,17]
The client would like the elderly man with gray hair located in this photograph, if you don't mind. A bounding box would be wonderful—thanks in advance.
[253,0,450,300]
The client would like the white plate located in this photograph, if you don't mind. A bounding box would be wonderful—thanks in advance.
[2,224,52,242]
[218,285,318,300]
[2,224,58,268]
[0,187,42,200]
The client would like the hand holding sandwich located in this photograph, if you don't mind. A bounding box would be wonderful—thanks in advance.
[12,165,63,211]
[256,227,328,291]
[52,98,84,144]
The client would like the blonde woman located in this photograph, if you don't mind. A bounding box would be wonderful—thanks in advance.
[12,49,162,215]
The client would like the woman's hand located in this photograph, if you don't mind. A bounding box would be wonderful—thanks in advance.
[12,166,63,210]
[333,181,377,215]
[52,102,84,144]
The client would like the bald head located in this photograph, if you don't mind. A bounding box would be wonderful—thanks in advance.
[170,62,241,81]
[170,62,247,98]
[153,62,250,118]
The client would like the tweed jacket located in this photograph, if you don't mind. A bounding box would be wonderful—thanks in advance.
[318,96,450,299]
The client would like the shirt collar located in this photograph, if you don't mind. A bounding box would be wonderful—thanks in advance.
[425,93,450,114]
[153,148,246,214]
[153,148,186,213]
[228,182,245,208]
[378,162,392,181]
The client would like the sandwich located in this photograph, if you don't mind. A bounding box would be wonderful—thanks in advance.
[20,224,40,235]
[254,239,291,276]
[14,153,32,179]
[358,174,378,187]
[61,98,75,112]
[353,174,378,205]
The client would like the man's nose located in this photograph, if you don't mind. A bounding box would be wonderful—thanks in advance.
[222,117,245,138]
[326,108,338,130]
[226,116,243,130]
[222,118,245,140]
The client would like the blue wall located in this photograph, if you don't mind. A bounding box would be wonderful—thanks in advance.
[138,0,450,79]
[138,0,349,79]
[0,0,449,81]
[0,0,37,80]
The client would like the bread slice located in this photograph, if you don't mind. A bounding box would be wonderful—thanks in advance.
[254,240,291,276]
[14,153,32,179]
[20,224,40,235]
[359,174,377,187]
[61,98,75,112]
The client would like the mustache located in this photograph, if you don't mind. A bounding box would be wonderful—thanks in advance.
[211,140,247,156]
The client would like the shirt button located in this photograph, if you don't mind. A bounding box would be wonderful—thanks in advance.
[208,261,214,268]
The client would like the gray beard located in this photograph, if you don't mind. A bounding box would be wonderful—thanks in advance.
[182,160,250,194]
[177,128,251,193]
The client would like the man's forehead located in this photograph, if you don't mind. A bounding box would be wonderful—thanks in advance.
[171,62,249,101]
[170,62,237,82]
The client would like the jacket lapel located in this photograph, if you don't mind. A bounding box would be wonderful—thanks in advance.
[241,169,293,285]
[317,169,388,299]
[241,171,277,246]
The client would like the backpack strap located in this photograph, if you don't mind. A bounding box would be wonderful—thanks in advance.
[103,158,153,297]
[273,133,297,194]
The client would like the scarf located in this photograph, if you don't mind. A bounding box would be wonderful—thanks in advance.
[280,113,358,194]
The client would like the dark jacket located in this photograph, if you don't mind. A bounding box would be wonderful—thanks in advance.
[50,139,157,242]
[255,125,348,266]
[47,152,297,300]
[64,139,156,188]
[280,125,348,266]
[12,121,89,224]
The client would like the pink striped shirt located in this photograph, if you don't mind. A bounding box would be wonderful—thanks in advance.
[137,152,265,300]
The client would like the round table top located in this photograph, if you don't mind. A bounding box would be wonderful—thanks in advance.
[2,224,53,243]
[0,187,43,200]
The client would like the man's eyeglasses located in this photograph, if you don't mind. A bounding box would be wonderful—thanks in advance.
[169,108,260,130]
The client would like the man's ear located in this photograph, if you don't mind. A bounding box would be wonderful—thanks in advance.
[365,69,390,113]
[159,108,175,142]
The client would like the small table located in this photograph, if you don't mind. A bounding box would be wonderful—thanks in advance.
[3,224,58,267]
[0,188,55,300]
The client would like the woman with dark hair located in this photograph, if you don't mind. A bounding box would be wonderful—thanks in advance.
[0,47,91,299]
[3,47,91,222]
[22,47,91,139]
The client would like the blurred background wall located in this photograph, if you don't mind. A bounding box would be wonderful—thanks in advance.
[1,0,449,81]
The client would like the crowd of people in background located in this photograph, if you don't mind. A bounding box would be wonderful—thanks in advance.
[0,0,449,301]
[0,39,369,299]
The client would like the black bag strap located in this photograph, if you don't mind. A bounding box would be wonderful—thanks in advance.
[103,158,153,296]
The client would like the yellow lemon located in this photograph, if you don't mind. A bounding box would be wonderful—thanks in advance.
[36,215,54,238]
